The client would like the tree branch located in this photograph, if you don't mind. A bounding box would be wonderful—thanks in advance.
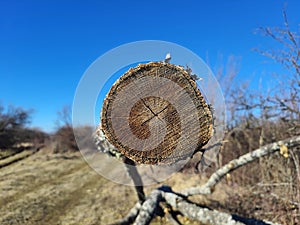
[123,157,145,203]
[133,190,162,225]
[163,191,245,225]
[113,186,281,225]
[181,135,300,196]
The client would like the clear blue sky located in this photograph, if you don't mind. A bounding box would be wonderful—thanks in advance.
[1,0,299,132]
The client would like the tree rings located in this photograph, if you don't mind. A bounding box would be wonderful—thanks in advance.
[100,62,213,165]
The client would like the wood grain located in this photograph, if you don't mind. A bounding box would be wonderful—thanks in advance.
[101,62,213,164]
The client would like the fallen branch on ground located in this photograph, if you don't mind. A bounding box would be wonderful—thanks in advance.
[181,135,300,196]
[110,186,280,225]
[110,136,300,225]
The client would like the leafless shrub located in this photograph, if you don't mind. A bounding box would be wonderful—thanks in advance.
[52,106,78,153]
[0,103,46,150]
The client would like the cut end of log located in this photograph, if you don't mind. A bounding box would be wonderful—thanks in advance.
[100,62,213,165]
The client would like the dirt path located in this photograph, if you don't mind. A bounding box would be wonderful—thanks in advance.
[0,150,138,225]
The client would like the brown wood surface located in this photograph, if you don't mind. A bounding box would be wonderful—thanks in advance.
[101,62,213,164]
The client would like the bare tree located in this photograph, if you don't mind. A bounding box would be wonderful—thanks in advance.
[55,105,72,128]
[253,9,300,124]
[0,104,34,149]
[53,105,78,152]
[214,9,300,224]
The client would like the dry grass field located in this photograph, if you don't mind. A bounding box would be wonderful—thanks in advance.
[0,149,138,225]
[1,143,298,225]
[0,147,235,225]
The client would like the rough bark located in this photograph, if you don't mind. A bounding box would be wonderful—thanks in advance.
[163,191,244,225]
[133,190,162,225]
[114,187,280,225]
[163,191,280,225]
